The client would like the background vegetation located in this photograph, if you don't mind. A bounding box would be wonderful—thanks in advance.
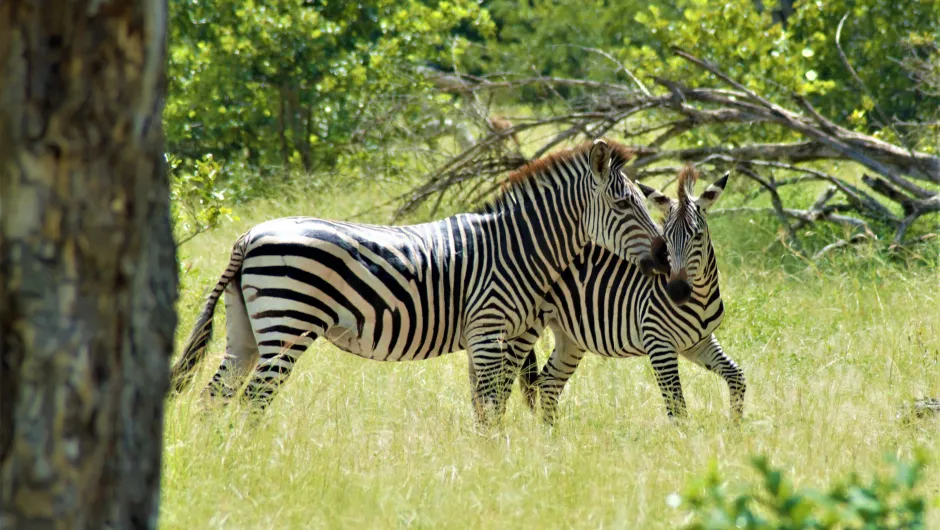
[163,0,938,527]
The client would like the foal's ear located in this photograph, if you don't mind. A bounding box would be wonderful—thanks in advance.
[638,181,673,215]
[696,171,729,211]
[589,139,612,183]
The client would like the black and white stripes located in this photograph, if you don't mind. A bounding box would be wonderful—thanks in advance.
[170,139,665,423]
[517,167,745,423]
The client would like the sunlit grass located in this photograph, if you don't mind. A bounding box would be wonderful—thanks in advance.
[162,167,939,529]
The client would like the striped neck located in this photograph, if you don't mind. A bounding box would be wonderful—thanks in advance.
[690,240,720,300]
[478,153,593,282]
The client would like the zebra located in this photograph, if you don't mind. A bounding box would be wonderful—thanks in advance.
[515,166,745,424]
[170,139,668,424]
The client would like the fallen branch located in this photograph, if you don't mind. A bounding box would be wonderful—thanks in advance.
[812,233,875,260]
[710,206,871,231]
[399,49,940,253]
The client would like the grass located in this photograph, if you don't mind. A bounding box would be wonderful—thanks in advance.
[161,164,939,529]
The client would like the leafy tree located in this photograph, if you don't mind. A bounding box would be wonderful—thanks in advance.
[166,0,494,174]
[482,0,938,137]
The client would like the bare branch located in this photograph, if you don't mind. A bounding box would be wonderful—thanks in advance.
[734,165,804,252]
[813,233,875,260]
[400,48,940,254]
[711,207,870,231]
[564,45,651,96]
[835,12,914,158]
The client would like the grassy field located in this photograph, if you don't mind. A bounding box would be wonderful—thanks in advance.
[160,166,939,529]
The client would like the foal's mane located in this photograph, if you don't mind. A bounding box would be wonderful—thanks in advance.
[676,164,699,218]
[478,139,637,214]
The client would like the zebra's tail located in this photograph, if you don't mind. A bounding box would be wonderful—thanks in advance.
[170,233,249,395]
[519,350,540,411]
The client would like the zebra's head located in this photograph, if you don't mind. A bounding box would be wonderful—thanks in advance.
[638,166,728,305]
[584,139,666,277]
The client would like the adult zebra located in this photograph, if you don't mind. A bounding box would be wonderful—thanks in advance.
[516,166,745,424]
[171,139,667,423]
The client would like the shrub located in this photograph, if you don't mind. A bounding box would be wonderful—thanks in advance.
[672,451,931,529]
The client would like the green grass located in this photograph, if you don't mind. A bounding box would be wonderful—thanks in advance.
[161,167,939,529]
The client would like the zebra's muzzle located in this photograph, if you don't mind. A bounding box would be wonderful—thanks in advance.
[666,278,692,305]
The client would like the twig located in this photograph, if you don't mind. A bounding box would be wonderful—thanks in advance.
[891,194,940,246]
[734,165,804,253]
[813,233,875,260]
[711,206,870,231]
[564,45,651,96]
[400,49,940,255]
[699,155,897,222]
[835,12,915,159]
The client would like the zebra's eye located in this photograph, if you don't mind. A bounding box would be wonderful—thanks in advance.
[613,196,632,210]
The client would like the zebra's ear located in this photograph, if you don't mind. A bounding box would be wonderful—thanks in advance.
[589,139,612,183]
[696,171,729,211]
[638,181,673,215]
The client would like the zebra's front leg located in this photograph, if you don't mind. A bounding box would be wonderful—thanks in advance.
[538,323,585,426]
[466,334,525,427]
[682,334,745,421]
[645,337,687,419]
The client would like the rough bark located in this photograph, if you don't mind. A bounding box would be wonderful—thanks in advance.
[0,1,177,528]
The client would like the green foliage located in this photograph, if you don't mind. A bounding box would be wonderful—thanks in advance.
[628,0,834,96]
[482,0,650,79]
[166,0,493,174]
[168,153,236,246]
[675,451,931,529]
[482,0,938,139]
[786,0,940,129]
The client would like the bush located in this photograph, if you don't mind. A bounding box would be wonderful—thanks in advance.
[168,153,236,245]
[166,0,493,174]
[672,451,931,529]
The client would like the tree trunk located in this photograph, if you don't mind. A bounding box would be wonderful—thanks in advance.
[0,1,177,528]
[278,82,291,168]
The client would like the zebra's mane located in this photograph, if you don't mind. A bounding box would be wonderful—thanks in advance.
[676,164,699,218]
[477,139,636,214]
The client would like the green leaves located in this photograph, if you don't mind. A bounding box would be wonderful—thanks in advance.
[673,452,931,529]
[169,154,236,246]
[166,0,493,175]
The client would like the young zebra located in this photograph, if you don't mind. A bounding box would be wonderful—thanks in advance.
[517,166,745,424]
[171,139,667,424]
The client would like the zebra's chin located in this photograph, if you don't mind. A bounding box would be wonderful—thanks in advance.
[666,279,693,305]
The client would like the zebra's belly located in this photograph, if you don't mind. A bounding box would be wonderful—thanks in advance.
[579,336,647,358]
[322,322,461,361]
[551,319,647,358]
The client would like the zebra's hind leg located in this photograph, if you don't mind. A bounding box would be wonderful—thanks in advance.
[241,327,318,410]
[538,323,585,426]
[512,325,545,412]
[204,279,260,401]
[682,334,745,421]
